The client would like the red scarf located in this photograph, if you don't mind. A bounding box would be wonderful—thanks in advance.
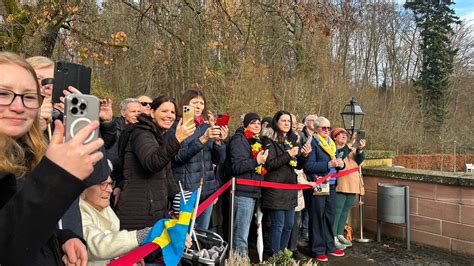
[194,115,205,126]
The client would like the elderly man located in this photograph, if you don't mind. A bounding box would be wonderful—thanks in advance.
[301,114,318,143]
[106,98,141,208]
[137,95,153,116]
[121,98,142,124]
[300,114,318,242]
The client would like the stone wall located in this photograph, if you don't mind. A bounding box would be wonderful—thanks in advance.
[394,154,474,172]
[350,167,474,257]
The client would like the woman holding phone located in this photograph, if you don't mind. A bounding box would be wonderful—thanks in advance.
[331,128,366,249]
[261,111,312,255]
[116,96,195,231]
[171,89,228,229]
[0,52,104,265]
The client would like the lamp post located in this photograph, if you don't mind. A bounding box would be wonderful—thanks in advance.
[340,98,372,243]
[341,97,365,137]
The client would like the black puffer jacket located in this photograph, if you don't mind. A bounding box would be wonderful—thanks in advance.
[229,129,264,199]
[117,115,180,230]
[261,128,306,210]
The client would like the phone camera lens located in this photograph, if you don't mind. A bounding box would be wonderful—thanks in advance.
[71,107,78,114]
[79,103,87,110]
[71,97,79,105]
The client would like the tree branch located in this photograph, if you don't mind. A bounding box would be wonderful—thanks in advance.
[121,0,185,45]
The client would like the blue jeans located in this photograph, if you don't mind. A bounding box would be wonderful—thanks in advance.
[196,203,213,229]
[268,208,295,255]
[232,196,256,254]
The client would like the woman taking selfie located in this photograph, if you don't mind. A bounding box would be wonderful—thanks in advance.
[171,89,228,229]
[0,52,104,265]
[117,96,195,230]
[261,111,312,255]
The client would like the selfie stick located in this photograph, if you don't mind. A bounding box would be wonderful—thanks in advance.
[179,181,201,251]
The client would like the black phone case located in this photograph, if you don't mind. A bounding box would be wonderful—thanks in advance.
[52,61,92,103]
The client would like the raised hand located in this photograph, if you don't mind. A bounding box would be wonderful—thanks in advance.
[358,139,366,150]
[175,118,196,143]
[301,143,312,157]
[215,125,229,144]
[39,91,53,131]
[199,126,220,144]
[99,98,113,123]
[256,149,269,164]
[46,120,104,180]
[288,146,299,157]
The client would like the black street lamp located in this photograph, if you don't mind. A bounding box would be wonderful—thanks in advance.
[341,97,365,137]
[341,98,371,243]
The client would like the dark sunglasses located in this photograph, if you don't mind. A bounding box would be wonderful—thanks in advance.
[319,126,332,131]
[140,102,151,107]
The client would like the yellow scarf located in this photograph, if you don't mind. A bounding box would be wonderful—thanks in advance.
[316,134,336,160]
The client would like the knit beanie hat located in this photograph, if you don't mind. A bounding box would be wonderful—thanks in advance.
[172,190,193,213]
[331,127,348,140]
[243,112,261,128]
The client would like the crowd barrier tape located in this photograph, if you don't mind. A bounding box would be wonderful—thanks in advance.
[108,242,159,266]
[108,167,359,265]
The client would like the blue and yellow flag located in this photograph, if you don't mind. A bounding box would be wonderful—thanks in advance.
[142,191,198,266]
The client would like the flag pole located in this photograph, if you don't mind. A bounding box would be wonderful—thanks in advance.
[179,181,201,251]
[229,177,236,251]
[188,178,203,252]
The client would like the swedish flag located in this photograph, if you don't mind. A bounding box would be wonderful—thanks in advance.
[142,191,198,266]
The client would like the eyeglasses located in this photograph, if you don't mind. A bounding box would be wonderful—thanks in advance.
[140,102,152,107]
[319,126,332,131]
[0,89,44,109]
[99,181,113,191]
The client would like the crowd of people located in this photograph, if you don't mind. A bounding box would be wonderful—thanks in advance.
[0,51,366,265]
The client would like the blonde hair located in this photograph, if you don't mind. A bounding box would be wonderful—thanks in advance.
[26,56,54,70]
[0,52,47,178]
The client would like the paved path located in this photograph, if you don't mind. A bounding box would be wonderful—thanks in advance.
[301,234,474,265]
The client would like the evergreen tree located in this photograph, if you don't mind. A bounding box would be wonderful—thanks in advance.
[405,0,460,133]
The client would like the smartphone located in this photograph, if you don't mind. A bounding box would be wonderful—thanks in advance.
[53,61,92,103]
[215,113,230,127]
[353,130,366,149]
[182,105,195,125]
[64,94,100,144]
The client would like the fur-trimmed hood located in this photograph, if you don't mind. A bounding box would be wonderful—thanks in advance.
[261,127,302,145]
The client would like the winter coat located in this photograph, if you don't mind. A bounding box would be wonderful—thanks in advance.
[229,129,264,199]
[171,123,226,199]
[0,157,86,265]
[261,128,307,210]
[305,136,343,182]
[117,115,180,230]
[336,145,366,195]
[80,199,139,265]
[105,116,126,182]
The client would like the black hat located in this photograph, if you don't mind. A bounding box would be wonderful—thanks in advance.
[262,116,272,127]
[243,112,261,128]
